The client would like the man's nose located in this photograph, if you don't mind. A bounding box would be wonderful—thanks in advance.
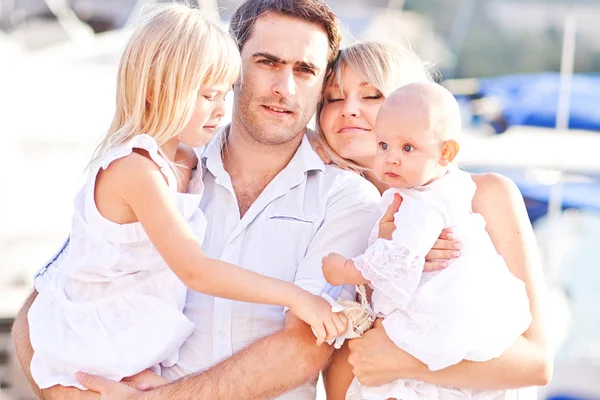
[272,68,296,98]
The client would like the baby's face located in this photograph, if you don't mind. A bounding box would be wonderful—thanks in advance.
[373,106,444,189]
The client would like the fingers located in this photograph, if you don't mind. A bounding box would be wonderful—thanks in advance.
[425,249,460,262]
[324,318,337,344]
[332,312,348,335]
[373,318,384,328]
[313,324,326,346]
[76,372,110,393]
[123,381,152,391]
[380,193,403,223]
[440,228,455,240]
[423,260,448,272]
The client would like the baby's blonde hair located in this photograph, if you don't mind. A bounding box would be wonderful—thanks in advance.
[89,4,240,169]
[313,41,434,172]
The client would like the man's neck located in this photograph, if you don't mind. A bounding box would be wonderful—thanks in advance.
[222,120,304,183]
[221,118,305,218]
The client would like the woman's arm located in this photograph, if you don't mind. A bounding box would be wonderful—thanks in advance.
[348,173,552,389]
[110,154,345,343]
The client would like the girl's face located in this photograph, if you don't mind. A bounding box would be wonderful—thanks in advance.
[178,82,232,147]
[319,66,385,169]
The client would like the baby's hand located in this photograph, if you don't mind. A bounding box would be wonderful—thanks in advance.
[322,253,349,286]
[289,292,348,346]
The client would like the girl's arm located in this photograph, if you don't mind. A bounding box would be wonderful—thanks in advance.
[108,153,345,344]
[347,173,552,388]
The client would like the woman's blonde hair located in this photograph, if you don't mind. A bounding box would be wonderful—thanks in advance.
[89,4,240,169]
[313,41,434,172]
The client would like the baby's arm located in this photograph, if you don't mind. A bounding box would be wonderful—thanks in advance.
[337,194,445,307]
[107,154,345,344]
[322,253,369,286]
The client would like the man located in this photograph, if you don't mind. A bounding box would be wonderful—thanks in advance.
[11,1,381,399]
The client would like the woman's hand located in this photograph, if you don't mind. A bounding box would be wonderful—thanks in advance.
[289,291,348,346]
[347,319,424,386]
[378,194,460,271]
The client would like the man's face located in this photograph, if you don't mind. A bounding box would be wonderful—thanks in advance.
[233,13,330,146]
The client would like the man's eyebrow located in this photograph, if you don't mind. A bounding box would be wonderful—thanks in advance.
[252,52,320,72]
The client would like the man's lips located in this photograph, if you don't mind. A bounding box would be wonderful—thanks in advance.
[262,105,293,114]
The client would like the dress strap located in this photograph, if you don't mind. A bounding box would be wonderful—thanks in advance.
[97,134,178,190]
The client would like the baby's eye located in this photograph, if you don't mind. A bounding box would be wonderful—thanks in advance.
[403,144,414,152]
[379,142,388,150]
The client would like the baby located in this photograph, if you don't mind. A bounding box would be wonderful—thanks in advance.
[323,82,532,400]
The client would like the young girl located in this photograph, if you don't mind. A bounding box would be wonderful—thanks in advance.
[27,4,345,390]
[322,82,532,400]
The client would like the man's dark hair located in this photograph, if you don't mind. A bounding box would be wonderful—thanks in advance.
[229,0,342,65]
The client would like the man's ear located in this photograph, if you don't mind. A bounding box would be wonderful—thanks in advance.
[440,139,459,166]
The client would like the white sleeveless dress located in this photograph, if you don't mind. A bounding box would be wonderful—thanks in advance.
[28,135,206,389]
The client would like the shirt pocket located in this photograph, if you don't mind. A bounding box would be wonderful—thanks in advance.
[259,214,318,280]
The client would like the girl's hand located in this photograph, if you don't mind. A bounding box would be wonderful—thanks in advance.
[289,292,348,346]
[378,194,460,272]
[322,253,349,286]
[122,369,167,390]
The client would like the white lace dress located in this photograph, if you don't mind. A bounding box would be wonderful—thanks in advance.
[347,169,532,400]
[28,135,206,389]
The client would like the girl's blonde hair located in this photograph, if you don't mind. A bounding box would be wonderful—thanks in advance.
[89,4,240,169]
[313,41,434,172]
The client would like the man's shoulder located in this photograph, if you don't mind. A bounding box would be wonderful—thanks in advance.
[317,164,381,202]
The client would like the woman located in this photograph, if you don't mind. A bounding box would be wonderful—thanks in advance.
[312,41,552,399]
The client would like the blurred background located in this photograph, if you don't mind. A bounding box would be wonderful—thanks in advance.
[1,0,599,399]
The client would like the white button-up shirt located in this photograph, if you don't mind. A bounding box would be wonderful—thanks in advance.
[35,128,381,399]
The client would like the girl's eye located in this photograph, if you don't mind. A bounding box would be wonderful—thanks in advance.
[380,142,388,150]
[403,144,414,152]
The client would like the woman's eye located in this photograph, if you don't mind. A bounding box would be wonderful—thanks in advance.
[326,97,343,103]
[380,142,388,150]
[403,144,414,152]
[204,95,216,101]
[364,94,383,100]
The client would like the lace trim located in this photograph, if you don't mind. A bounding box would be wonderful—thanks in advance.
[352,242,424,308]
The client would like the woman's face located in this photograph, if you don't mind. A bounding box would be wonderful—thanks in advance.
[319,65,385,168]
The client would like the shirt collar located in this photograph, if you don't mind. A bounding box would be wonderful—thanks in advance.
[196,125,326,179]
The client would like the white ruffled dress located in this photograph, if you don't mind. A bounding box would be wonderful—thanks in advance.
[28,135,205,389]
[347,169,532,400]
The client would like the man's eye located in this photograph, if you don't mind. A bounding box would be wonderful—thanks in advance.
[403,144,414,152]
[380,142,388,150]
[299,68,315,75]
[259,59,275,66]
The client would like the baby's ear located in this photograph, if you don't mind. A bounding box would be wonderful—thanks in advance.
[440,139,459,166]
